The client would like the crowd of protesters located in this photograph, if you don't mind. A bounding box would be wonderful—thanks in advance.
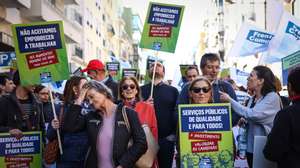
[0,53,299,168]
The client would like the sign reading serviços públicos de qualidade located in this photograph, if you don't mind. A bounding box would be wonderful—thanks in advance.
[0,132,42,168]
[11,21,69,86]
[178,103,234,168]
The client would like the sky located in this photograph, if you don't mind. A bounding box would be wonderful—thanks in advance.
[125,0,209,80]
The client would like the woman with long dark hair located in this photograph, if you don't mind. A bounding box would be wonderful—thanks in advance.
[47,76,89,168]
[220,65,281,167]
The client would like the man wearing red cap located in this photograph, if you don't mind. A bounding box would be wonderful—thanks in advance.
[81,59,118,102]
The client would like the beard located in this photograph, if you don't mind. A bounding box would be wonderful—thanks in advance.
[149,71,163,79]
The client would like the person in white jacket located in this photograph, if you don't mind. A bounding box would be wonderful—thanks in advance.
[220,65,281,168]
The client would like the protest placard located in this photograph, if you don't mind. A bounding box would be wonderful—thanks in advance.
[11,21,69,85]
[178,103,234,168]
[0,132,42,168]
[140,2,184,53]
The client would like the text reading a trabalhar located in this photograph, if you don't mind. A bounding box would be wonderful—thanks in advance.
[20,28,57,49]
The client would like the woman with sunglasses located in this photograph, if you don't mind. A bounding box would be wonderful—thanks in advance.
[62,80,147,168]
[188,77,212,104]
[119,76,159,167]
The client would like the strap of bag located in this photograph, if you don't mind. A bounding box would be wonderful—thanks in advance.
[122,106,131,134]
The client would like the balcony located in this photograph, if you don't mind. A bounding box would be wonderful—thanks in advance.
[0,32,14,51]
[20,0,82,44]
[0,0,31,9]
[1,8,22,24]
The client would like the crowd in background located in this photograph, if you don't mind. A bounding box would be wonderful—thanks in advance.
[0,53,299,168]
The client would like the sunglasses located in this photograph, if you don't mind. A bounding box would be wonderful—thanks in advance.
[191,87,211,93]
[122,84,136,90]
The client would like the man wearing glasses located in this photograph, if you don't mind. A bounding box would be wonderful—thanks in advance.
[81,59,118,102]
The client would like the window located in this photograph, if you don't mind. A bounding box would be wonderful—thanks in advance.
[75,12,82,25]
[49,0,56,5]
[102,14,106,22]
[75,46,83,59]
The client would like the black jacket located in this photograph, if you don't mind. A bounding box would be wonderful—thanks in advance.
[141,82,179,139]
[0,92,44,133]
[63,103,147,168]
[264,99,300,168]
[105,77,119,102]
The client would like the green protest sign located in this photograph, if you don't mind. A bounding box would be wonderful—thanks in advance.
[106,62,121,81]
[140,2,185,53]
[0,131,42,167]
[11,21,69,86]
[178,103,234,168]
[282,50,300,86]
[122,68,139,79]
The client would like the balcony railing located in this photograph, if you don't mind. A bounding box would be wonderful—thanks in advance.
[0,32,14,47]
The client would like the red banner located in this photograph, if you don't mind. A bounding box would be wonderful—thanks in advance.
[149,25,172,37]
[6,162,30,168]
[26,49,58,69]
[191,141,219,153]
[189,132,222,141]
[5,156,33,163]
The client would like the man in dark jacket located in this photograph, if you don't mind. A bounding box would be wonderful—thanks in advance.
[141,62,179,168]
[264,66,300,168]
[0,71,44,139]
[81,59,118,102]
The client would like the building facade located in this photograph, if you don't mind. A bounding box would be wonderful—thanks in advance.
[0,0,135,73]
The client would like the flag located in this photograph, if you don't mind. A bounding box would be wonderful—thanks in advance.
[227,23,274,58]
[264,11,300,63]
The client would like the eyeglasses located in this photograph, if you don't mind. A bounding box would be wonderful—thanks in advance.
[187,75,197,78]
[39,92,49,95]
[191,87,211,93]
[122,84,136,90]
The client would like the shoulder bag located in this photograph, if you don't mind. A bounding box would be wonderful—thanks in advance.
[122,106,159,168]
[44,106,64,164]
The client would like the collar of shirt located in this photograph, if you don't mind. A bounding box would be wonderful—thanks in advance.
[101,77,109,84]
[153,81,164,87]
